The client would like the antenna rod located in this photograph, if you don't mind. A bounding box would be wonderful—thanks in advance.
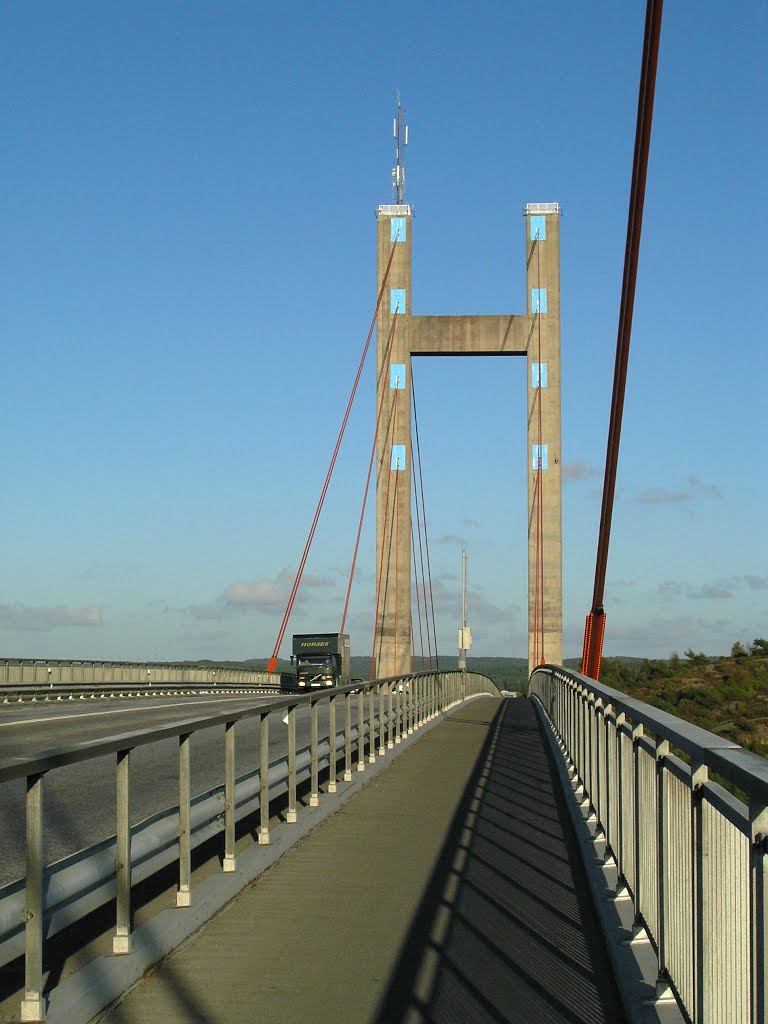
[391,92,408,204]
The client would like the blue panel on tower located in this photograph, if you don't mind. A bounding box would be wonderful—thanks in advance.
[532,288,547,314]
[391,445,406,471]
[531,362,548,389]
[390,364,406,389]
[390,289,406,314]
[529,215,546,241]
[532,444,548,471]
[391,217,407,242]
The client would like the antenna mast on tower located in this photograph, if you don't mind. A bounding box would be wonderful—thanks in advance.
[391,91,408,204]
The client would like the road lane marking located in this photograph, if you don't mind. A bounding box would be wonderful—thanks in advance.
[0,696,276,729]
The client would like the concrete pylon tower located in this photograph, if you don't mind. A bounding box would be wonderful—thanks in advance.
[374,189,562,676]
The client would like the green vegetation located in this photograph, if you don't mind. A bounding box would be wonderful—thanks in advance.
[599,640,768,759]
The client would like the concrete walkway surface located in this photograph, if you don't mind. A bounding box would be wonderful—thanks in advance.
[96,697,626,1024]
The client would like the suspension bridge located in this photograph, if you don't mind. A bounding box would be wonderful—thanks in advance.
[1,3,766,1022]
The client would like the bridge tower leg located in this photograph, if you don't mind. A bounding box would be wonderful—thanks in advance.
[374,202,562,677]
[374,204,413,679]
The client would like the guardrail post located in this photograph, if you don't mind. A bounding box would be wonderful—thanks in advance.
[394,681,401,744]
[176,733,192,906]
[113,749,133,951]
[388,682,395,749]
[287,704,298,821]
[632,722,644,921]
[21,772,45,1022]
[614,713,626,879]
[223,721,236,870]
[378,683,386,756]
[655,738,670,992]
[344,692,352,782]
[328,694,337,793]
[357,689,365,772]
[750,799,768,1024]
[310,698,319,806]
[368,686,376,763]
[691,760,708,1021]
[258,712,270,844]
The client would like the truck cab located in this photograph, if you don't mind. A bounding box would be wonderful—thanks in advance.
[292,633,350,689]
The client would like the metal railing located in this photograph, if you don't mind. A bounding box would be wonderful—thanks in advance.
[0,658,278,686]
[0,669,499,1021]
[529,665,768,1024]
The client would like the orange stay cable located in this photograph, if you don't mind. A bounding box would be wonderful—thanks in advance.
[266,236,400,673]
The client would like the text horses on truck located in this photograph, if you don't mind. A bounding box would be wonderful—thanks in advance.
[291,633,350,689]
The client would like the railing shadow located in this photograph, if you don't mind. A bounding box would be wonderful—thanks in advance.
[371,698,627,1024]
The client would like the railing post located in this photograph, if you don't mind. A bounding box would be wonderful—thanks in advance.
[328,694,337,793]
[632,722,644,919]
[394,680,401,744]
[368,686,376,763]
[344,691,352,781]
[593,697,604,826]
[176,733,192,906]
[691,760,708,1021]
[258,712,270,844]
[223,723,236,870]
[750,799,768,1024]
[387,682,394,749]
[21,773,45,1023]
[357,688,365,771]
[614,713,626,879]
[287,704,298,821]
[378,683,386,755]
[655,737,671,991]
[113,748,133,952]
[310,697,319,806]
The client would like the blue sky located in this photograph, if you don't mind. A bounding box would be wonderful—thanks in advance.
[1,2,766,662]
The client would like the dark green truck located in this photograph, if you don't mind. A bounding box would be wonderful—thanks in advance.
[291,633,351,689]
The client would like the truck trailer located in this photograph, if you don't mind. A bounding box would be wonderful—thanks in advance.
[291,633,350,689]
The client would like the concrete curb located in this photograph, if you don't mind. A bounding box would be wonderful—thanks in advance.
[38,695,490,1024]
[530,697,685,1024]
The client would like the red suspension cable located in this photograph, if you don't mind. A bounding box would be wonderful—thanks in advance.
[410,432,433,668]
[266,239,399,673]
[582,0,663,681]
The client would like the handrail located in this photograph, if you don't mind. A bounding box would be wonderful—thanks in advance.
[529,664,767,1024]
[3,669,500,1021]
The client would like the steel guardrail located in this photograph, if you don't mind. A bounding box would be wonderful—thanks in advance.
[528,664,768,1024]
[1,669,501,1021]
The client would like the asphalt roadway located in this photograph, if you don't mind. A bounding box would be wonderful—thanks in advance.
[0,692,323,886]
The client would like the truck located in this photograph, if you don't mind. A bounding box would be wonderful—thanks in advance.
[291,633,350,689]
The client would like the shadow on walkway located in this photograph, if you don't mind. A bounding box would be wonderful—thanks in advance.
[371,698,626,1024]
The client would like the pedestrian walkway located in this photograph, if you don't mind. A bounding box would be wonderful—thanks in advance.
[98,697,626,1024]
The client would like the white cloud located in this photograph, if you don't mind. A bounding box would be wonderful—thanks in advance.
[0,604,103,631]
[562,460,600,482]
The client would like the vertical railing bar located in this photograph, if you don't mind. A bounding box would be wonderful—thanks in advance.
[177,733,192,906]
[113,748,133,951]
[368,685,376,763]
[388,681,395,748]
[310,697,319,806]
[656,737,670,987]
[378,683,386,755]
[223,722,236,871]
[258,712,270,844]
[21,772,46,1022]
[691,760,707,1022]
[344,691,352,781]
[328,694,337,793]
[357,688,365,772]
[287,704,298,822]
[750,799,768,1024]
